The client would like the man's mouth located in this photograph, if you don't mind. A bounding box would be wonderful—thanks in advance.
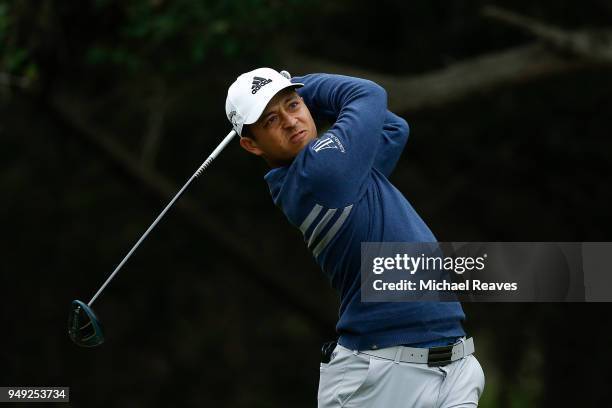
[289,130,307,144]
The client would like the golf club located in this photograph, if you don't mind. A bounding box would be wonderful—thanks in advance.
[68,129,238,347]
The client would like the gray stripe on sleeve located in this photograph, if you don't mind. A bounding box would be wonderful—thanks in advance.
[307,208,337,248]
[299,204,323,234]
[312,205,353,258]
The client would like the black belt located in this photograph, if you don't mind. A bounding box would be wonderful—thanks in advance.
[321,338,475,367]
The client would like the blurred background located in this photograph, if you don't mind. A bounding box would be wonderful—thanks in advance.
[2,0,611,406]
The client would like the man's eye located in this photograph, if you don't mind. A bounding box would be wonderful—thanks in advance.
[289,101,299,109]
[267,116,278,126]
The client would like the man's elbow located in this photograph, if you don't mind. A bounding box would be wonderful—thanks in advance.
[366,80,388,103]
[398,116,410,142]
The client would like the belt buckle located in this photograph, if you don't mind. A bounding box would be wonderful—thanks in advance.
[427,344,453,367]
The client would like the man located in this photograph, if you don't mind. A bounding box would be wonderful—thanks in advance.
[226,68,485,407]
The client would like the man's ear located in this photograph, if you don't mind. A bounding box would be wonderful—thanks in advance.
[239,136,264,157]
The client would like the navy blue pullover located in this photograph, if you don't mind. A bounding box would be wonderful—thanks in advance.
[264,74,465,350]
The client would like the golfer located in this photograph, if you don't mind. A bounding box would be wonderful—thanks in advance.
[226,68,485,407]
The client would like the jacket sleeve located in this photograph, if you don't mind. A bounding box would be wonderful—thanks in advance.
[374,111,410,178]
[290,73,387,206]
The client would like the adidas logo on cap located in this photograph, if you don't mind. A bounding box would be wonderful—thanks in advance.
[251,76,272,94]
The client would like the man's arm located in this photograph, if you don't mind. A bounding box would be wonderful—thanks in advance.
[375,111,410,178]
[293,74,408,178]
[291,73,387,205]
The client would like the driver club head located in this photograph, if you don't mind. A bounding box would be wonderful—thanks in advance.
[67,130,238,348]
[68,300,104,347]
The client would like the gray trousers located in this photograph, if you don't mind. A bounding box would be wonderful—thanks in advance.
[318,344,485,408]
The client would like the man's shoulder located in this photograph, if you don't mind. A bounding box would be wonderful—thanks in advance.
[294,133,358,195]
[309,134,346,155]
[296,133,349,177]
[266,134,365,210]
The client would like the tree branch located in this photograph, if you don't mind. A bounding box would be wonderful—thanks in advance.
[0,72,30,89]
[482,6,612,64]
[141,78,168,169]
[282,44,584,112]
[281,6,612,112]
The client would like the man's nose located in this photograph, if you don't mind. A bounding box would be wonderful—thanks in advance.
[281,112,298,129]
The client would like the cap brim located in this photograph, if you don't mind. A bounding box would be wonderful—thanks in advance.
[243,83,304,126]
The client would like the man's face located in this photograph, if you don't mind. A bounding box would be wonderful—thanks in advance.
[239,88,317,167]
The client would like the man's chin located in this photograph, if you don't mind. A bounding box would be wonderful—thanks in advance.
[302,131,317,147]
[297,136,314,153]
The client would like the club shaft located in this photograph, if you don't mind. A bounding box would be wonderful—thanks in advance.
[88,130,237,306]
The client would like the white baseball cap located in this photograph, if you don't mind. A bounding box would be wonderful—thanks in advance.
[225,67,303,136]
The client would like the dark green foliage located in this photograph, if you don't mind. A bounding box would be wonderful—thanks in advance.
[2,1,612,407]
[0,2,37,81]
[1,0,315,87]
